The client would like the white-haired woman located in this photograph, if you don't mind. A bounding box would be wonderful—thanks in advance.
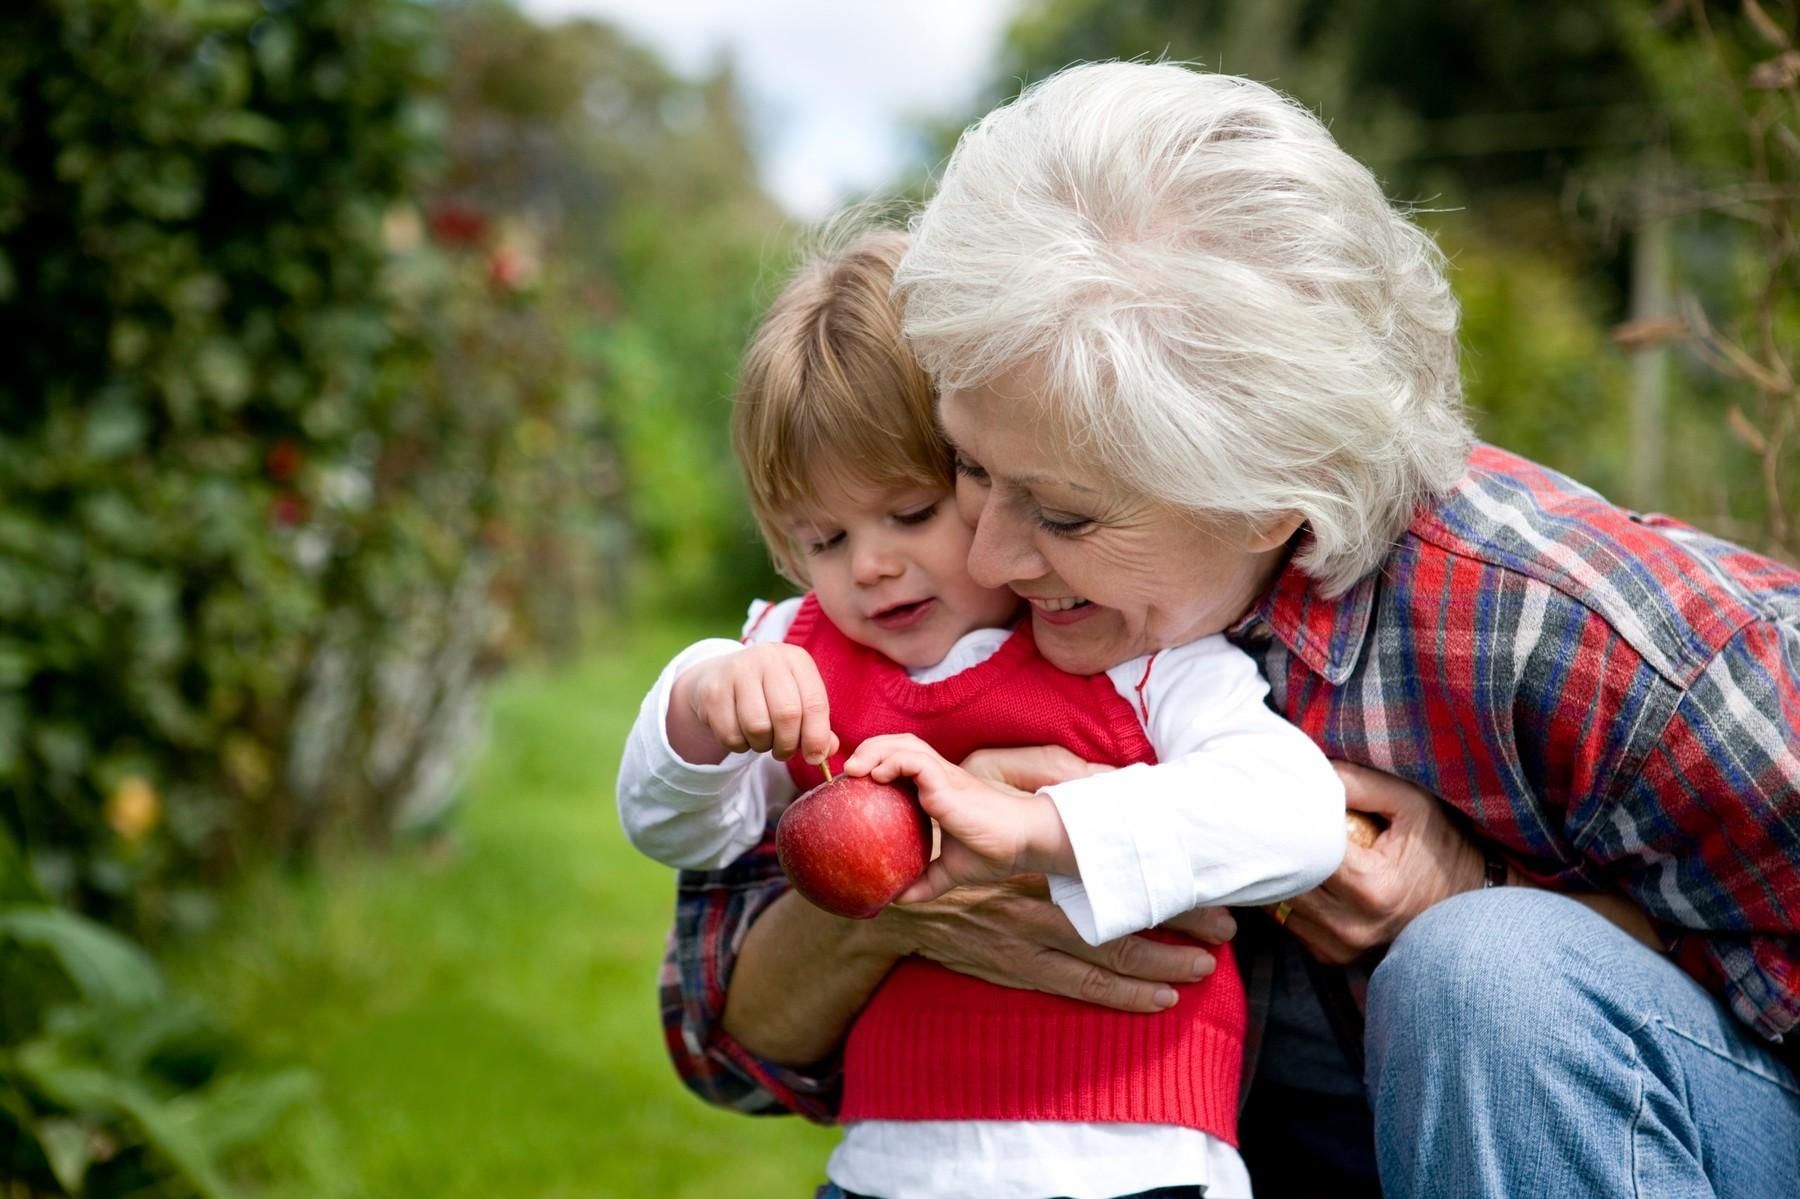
[661,64,1800,1199]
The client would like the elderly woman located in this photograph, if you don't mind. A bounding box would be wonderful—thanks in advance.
[662,64,1800,1198]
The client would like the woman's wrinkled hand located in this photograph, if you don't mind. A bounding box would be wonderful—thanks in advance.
[856,740,1233,1012]
[1274,762,1486,964]
[958,744,1115,795]
[878,875,1227,1013]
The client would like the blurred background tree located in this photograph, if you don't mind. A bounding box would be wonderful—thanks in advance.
[0,0,781,935]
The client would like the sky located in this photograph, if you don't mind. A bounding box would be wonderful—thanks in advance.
[519,0,1022,218]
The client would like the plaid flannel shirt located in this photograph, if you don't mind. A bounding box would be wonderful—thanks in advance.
[657,444,1800,1117]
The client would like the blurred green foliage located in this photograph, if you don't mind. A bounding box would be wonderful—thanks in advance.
[2,827,308,1197]
[0,0,786,944]
[0,0,445,929]
[1616,0,1800,556]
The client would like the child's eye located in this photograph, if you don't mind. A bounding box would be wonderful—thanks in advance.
[893,502,939,527]
[804,530,845,554]
[952,455,990,483]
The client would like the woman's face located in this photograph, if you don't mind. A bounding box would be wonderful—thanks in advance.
[938,367,1299,675]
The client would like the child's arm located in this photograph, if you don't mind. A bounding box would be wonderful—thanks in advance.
[847,636,1346,944]
[617,599,832,870]
[1045,635,1346,944]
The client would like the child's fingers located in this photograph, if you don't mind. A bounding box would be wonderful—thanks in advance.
[731,670,774,754]
[843,733,934,775]
[699,672,751,753]
[867,748,945,790]
[896,858,958,905]
[759,667,805,760]
[790,658,835,766]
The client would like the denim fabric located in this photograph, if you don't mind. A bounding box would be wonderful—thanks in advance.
[1367,887,1800,1198]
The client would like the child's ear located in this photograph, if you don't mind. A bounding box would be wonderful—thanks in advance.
[1245,512,1305,553]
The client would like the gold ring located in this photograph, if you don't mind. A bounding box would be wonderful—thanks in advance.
[1272,901,1293,926]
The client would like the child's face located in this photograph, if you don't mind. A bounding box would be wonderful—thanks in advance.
[784,474,1021,669]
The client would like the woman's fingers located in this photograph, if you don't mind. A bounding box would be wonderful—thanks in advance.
[1155,905,1238,946]
[888,877,1217,1013]
[1043,955,1182,1014]
[959,744,1112,793]
[1333,760,1430,820]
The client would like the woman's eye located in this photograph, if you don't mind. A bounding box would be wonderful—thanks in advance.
[893,503,939,527]
[952,455,990,483]
[1034,511,1093,538]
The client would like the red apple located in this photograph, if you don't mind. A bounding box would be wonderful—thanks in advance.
[776,775,930,919]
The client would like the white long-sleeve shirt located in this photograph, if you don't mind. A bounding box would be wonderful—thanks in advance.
[617,598,1345,1199]
[619,598,1345,942]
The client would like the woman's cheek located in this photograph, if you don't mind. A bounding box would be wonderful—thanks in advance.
[953,475,986,528]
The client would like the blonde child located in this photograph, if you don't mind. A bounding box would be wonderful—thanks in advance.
[617,229,1346,1199]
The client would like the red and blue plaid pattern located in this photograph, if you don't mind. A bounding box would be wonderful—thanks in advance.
[657,444,1800,1115]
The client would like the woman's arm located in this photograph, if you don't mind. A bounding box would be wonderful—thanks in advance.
[669,744,1234,1109]
[1279,763,1668,960]
[721,873,1229,1066]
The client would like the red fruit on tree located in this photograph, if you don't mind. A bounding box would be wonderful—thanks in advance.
[776,774,930,919]
[427,202,489,248]
[266,439,302,483]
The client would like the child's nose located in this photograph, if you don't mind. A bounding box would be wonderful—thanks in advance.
[851,537,902,585]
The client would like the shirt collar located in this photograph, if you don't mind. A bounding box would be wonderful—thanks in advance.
[1230,542,1379,686]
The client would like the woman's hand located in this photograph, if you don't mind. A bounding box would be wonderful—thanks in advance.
[879,875,1232,1012]
[959,744,1115,794]
[1276,762,1486,964]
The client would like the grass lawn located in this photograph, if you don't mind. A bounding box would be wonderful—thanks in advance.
[166,620,841,1198]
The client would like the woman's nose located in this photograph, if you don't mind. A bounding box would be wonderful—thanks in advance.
[965,495,1037,589]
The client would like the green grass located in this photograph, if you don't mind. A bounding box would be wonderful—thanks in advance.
[166,622,840,1198]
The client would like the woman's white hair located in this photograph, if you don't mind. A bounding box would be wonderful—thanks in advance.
[896,62,1472,596]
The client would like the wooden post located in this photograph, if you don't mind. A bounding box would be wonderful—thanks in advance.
[1627,153,1671,510]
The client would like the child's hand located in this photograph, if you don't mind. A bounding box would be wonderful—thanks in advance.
[844,733,1075,904]
[668,644,838,767]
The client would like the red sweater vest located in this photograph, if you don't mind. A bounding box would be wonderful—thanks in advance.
[780,594,1246,1141]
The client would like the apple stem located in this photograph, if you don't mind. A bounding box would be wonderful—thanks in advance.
[822,760,835,783]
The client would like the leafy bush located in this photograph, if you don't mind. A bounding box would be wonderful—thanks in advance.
[0,0,610,928]
[2,832,308,1196]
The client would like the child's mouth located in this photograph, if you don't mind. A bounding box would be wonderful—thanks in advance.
[871,598,935,631]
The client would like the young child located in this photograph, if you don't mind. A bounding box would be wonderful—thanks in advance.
[616,229,1347,1199]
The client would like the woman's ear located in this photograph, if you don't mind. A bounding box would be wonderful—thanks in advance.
[1246,512,1306,553]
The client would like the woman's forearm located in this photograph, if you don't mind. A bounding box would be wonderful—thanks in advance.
[721,890,911,1066]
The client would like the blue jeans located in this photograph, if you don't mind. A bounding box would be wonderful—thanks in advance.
[1366,887,1800,1198]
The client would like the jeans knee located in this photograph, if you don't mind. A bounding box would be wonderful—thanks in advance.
[1367,887,1597,1056]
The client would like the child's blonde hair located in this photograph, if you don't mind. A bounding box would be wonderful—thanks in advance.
[733,228,950,584]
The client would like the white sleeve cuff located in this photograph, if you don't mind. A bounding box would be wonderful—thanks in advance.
[1047,765,1201,945]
